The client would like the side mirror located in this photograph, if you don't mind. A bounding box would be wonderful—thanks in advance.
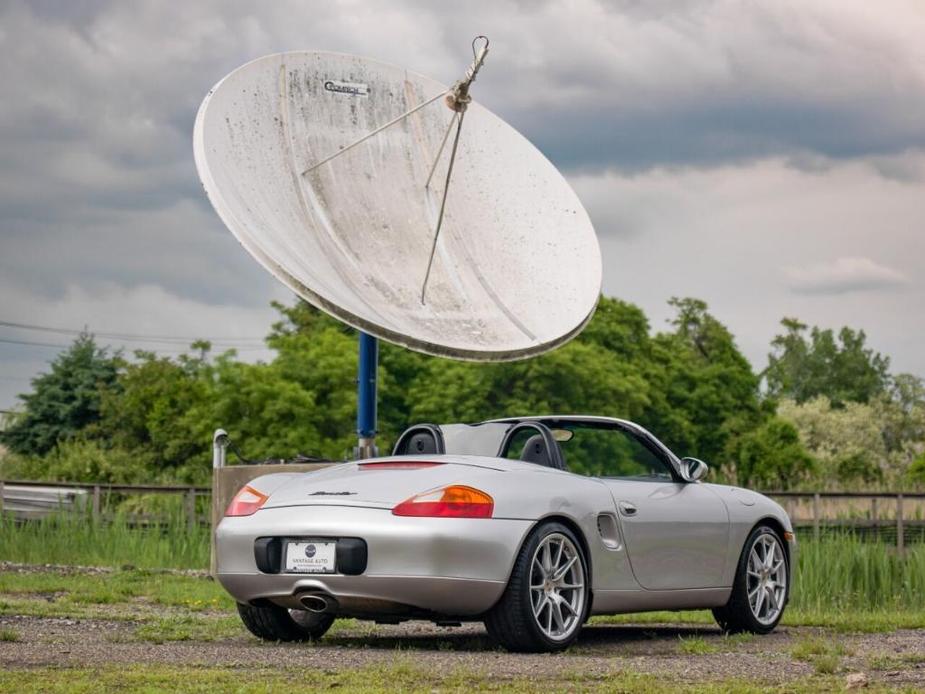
[681,457,708,482]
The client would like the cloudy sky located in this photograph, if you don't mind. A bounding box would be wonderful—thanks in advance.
[1,0,923,410]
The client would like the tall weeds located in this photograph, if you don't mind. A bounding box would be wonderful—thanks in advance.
[791,533,924,611]
[1,516,923,613]
[0,511,208,570]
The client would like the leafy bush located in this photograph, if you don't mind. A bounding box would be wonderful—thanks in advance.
[909,453,925,486]
[2,296,921,490]
[0,440,141,483]
[734,417,815,489]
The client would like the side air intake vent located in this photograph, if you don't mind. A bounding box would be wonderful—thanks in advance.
[597,513,622,550]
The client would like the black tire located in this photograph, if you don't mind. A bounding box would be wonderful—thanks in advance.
[484,521,589,653]
[713,524,789,635]
[236,602,334,642]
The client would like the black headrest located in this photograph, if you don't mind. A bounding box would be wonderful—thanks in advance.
[407,432,437,454]
[392,424,446,456]
[519,434,550,466]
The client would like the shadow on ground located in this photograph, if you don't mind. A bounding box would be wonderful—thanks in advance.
[322,623,724,653]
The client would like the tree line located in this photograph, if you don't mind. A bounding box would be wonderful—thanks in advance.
[1,296,923,490]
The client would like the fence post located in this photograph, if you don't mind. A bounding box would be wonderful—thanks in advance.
[0,480,4,515]
[871,497,878,534]
[211,429,229,578]
[896,493,905,557]
[812,493,821,541]
[92,484,101,520]
[185,489,196,532]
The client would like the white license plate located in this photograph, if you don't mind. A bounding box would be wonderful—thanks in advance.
[285,541,336,574]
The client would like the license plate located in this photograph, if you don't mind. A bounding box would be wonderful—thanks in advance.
[285,541,336,574]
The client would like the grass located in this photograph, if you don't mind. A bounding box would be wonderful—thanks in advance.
[867,652,925,671]
[790,636,851,675]
[2,513,925,632]
[0,569,240,643]
[593,604,925,633]
[794,533,925,612]
[0,663,858,693]
[677,635,719,655]
[0,568,230,611]
[131,614,244,643]
[0,512,208,570]
[0,564,918,693]
[0,568,238,643]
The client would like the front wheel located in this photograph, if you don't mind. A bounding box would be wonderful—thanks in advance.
[237,602,334,642]
[485,522,589,652]
[713,525,789,634]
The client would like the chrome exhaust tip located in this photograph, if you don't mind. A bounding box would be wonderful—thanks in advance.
[299,593,332,613]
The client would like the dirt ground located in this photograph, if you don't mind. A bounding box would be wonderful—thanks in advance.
[2,613,924,690]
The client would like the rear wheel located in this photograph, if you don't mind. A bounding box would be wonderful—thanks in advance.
[485,522,588,652]
[237,602,334,642]
[713,525,789,634]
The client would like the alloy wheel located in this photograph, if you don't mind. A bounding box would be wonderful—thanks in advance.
[529,532,585,641]
[747,533,787,625]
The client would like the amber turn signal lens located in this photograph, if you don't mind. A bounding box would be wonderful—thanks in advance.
[783,531,795,542]
[225,485,269,517]
[392,485,494,518]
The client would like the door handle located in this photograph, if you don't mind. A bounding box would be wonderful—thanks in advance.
[618,501,638,517]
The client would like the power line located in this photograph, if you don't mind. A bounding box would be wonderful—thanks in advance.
[0,336,270,353]
[0,319,266,346]
[0,337,73,349]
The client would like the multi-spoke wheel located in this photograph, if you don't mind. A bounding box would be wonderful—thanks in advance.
[485,522,588,652]
[529,533,586,641]
[714,525,790,634]
[746,532,787,625]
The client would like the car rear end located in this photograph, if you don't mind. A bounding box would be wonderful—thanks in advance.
[214,457,533,619]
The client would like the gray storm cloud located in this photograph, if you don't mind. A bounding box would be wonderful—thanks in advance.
[1,0,924,408]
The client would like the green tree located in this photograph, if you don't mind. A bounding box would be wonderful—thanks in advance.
[0,334,120,456]
[909,452,925,486]
[734,417,816,489]
[765,319,890,406]
[778,383,925,489]
[646,298,764,469]
[268,296,653,453]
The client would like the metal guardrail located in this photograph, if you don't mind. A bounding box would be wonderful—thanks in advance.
[0,479,208,530]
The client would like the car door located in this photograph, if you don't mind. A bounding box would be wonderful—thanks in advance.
[595,427,730,590]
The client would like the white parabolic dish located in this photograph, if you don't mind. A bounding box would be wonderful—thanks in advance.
[193,51,602,361]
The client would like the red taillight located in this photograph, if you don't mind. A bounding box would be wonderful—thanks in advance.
[360,461,443,470]
[225,485,269,517]
[392,485,494,518]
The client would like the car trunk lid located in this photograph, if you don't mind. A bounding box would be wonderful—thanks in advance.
[260,456,507,510]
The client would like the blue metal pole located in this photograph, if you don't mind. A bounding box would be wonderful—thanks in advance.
[355,332,379,458]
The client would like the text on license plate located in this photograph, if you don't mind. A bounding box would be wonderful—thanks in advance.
[285,541,336,573]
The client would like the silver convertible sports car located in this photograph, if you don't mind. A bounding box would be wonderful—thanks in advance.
[217,416,795,652]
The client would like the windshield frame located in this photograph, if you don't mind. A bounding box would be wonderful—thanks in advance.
[434,416,683,481]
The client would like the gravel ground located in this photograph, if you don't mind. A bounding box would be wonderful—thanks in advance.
[2,613,925,689]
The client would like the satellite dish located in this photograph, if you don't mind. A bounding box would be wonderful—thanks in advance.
[193,40,601,361]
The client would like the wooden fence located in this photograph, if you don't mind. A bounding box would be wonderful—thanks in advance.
[1,479,923,553]
[769,491,925,553]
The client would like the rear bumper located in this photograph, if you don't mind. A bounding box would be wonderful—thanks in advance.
[215,505,532,616]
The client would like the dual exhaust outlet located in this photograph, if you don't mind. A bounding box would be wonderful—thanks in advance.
[299,592,337,614]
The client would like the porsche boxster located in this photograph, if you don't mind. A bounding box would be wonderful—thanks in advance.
[216,416,795,652]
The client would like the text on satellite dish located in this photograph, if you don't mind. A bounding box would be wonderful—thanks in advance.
[323,80,369,96]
